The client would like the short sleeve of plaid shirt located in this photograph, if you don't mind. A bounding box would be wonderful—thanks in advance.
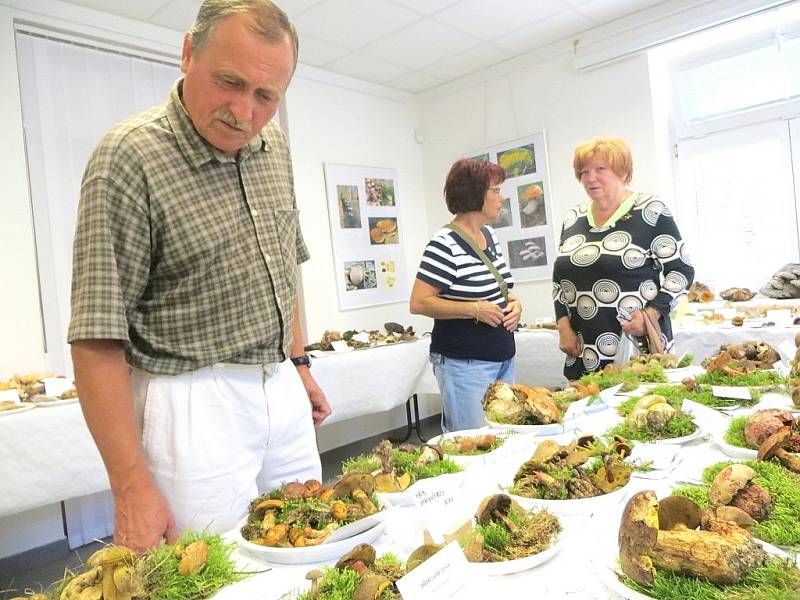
[68,82,310,375]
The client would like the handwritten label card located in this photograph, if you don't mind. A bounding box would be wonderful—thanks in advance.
[778,340,797,363]
[330,340,351,353]
[395,542,477,600]
[411,480,468,544]
[0,389,20,403]
[712,386,752,401]
[43,377,75,397]
[351,332,371,345]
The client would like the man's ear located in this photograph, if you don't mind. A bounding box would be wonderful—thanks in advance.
[180,33,193,74]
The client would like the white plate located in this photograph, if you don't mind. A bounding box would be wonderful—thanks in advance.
[486,418,564,436]
[28,395,80,407]
[596,538,795,600]
[504,477,633,517]
[236,519,385,565]
[469,532,563,576]
[645,426,703,446]
[0,404,36,417]
[428,428,509,466]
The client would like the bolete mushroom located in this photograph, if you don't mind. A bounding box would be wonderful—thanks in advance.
[406,543,443,572]
[475,494,519,533]
[334,472,377,499]
[709,464,772,521]
[335,543,376,571]
[618,490,769,587]
[657,495,702,531]
[758,427,800,473]
[353,574,391,600]
[417,444,444,465]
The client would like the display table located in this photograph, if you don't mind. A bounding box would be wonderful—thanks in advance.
[314,340,430,426]
[0,402,108,518]
[211,395,789,599]
[416,323,800,395]
[0,341,431,519]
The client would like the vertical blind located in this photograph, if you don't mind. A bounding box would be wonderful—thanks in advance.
[16,30,180,376]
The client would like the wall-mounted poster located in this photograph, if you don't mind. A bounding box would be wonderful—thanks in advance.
[323,163,409,310]
[464,133,556,282]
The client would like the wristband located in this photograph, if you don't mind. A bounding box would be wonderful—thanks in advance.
[291,354,311,368]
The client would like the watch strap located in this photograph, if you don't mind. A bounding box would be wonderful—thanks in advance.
[291,354,311,367]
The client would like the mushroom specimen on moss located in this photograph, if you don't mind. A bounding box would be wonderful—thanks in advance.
[619,490,769,587]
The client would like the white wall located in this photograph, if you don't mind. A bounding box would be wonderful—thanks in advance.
[416,51,660,324]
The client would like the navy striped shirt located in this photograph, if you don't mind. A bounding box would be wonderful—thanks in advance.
[416,226,515,362]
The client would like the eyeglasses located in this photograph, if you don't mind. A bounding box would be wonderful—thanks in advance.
[488,186,502,194]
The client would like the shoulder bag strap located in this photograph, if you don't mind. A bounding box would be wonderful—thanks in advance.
[445,223,510,302]
[641,310,666,355]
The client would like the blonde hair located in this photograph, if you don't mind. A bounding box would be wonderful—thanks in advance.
[573,137,632,184]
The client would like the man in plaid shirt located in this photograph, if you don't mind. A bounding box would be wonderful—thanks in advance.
[68,0,330,551]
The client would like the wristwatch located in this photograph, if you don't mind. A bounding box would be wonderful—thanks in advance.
[291,354,312,368]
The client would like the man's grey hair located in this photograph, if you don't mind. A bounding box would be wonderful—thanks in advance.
[189,0,299,68]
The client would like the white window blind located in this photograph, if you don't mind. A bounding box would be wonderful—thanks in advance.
[16,29,180,376]
[676,30,800,125]
[675,119,800,292]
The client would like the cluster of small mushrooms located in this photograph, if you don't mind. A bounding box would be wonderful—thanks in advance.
[512,436,632,499]
[242,476,379,547]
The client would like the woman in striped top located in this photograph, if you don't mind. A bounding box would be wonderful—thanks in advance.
[410,159,522,432]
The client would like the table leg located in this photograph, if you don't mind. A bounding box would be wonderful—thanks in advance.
[389,395,427,444]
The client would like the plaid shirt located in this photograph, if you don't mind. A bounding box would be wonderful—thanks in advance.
[68,80,309,375]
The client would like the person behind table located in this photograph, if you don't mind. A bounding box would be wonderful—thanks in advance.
[552,137,694,379]
[68,0,331,551]
[410,159,522,432]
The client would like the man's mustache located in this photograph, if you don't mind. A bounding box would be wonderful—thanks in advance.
[215,110,251,132]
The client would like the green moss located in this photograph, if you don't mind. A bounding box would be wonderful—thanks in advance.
[672,460,800,546]
[342,446,462,483]
[647,384,750,408]
[608,415,696,443]
[723,416,751,448]
[293,557,402,600]
[695,370,786,388]
[142,531,250,600]
[620,557,800,600]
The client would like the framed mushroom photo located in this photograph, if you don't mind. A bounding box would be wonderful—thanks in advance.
[464,132,556,282]
[323,163,409,310]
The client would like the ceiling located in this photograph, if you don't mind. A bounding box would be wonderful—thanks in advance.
[58,0,668,93]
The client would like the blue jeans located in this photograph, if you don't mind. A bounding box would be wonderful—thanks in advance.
[430,352,515,432]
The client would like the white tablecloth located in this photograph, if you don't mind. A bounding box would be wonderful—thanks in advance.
[0,402,109,517]
[314,340,430,426]
[0,341,431,518]
[213,391,794,600]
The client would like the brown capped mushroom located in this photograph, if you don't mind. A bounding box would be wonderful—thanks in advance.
[333,472,376,498]
[305,569,324,596]
[618,490,768,587]
[417,444,444,465]
[657,495,702,531]
[406,543,443,572]
[758,427,800,473]
[475,493,519,533]
[702,506,754,530]
[353,574,391,600]
[709,464,772,521]
[335,544,376,571]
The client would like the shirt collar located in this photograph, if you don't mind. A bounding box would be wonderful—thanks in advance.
[586,191,636,228]
[165,79,271,168]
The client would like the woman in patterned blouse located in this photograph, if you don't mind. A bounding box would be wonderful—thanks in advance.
[552,137,694,379]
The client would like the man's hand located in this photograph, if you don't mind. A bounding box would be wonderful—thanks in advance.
[114,471,176,552]
[297,367,331,428]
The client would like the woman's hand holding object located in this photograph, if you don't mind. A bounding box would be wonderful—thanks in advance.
[473,300,504,327]
[558,322,582,357]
